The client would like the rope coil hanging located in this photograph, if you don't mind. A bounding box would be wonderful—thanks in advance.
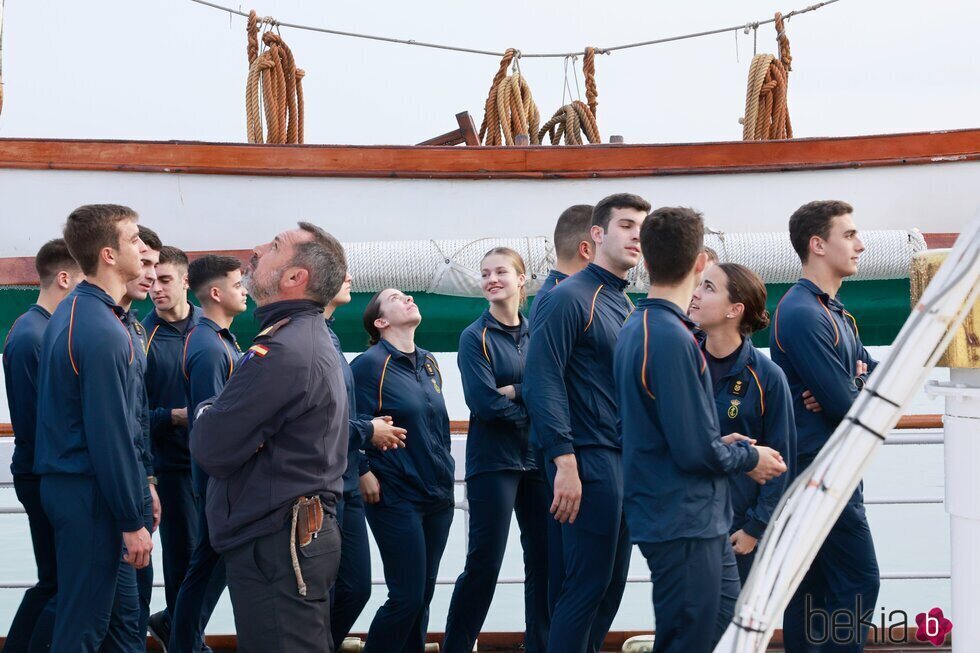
[245,9,306,144]
[538,48,602,145]
[740,12,793,140]
[478,50,541,146]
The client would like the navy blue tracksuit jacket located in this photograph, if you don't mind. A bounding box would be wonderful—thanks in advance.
[529,268,567,323]
[458,309,533,478]
[704,336,796,541]
[615,299,760,545]
[4,305,51,479]
[328,317,374,494]
[35,281,145,529]
[350,340,455,505]
[143,304,201,472]
[770,279,880,652]
[770,279,878,460]
[525,262,632,460]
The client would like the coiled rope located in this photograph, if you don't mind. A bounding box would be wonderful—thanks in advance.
[741,12,793,140]
[245,10,306,144]
[538,48,602,145]
[478,50,541,146]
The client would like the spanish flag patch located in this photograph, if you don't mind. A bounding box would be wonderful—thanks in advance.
[249,344,269,357]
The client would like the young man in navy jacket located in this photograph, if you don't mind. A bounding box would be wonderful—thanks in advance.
[532,204,594,317]
[143,246,203,647]
[34,204,153,652]
[168,254,247,653]
[191,224,349,653]
[614,207,786,653]
[120,225,166,644]
[2,239,80,652]
[524,193,649,653]
[771,201,880,652]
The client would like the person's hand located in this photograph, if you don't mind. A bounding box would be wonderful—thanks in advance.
[149,483,161,533]
[856,360,868,377]
[802,390,822,413]
[551,454,582,524]
[496,385,516,401]
[123,528,153,569]
[171,407,189,427]
[370,416,407,451]
[730,529,759,556]
[748,446,787,484]
[360,471,381,504]
[721,433,756,446]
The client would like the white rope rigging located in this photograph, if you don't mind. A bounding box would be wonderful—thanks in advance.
[187,0,841,60]
[341,229,925,297]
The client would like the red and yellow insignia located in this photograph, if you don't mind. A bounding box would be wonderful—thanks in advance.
[249,344,269,357]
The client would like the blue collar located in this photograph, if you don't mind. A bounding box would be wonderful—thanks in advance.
[378,338,423,369]
[637,297,696,329]
[147,302,198,333]
[254,299,323,330]
[29,304,52,320]
[797,278,845,311]
[701,335,755,379]
[481,308,528,337]
[583,263,629,292]
[74,281,125,317]
[547,269,568,282]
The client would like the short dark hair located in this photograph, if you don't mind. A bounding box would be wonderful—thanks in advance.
[188,255,242,299]
[789,200,854,263]
[717,263,770,335]
[295,222,347,305]
[553,204,594,261]
[63,204,138,276]
[703,246,719,264]
[592,193,651,232]
[157,246,189,269]
[138,226,163,252]
[34,238,79,287]
[362,290,386,346]
[640,207,705,286]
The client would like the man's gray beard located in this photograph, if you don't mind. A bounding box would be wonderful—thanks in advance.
[243,269,280,304]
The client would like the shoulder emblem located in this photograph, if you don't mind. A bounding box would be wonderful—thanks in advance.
[729,378,747,397]
[256,317,291,339]
[248,344,269,357]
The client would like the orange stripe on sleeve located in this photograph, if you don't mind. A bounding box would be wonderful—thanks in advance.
[640,310,655,399]
[67,297,79,376]
[182,328,195,379]
[818,297,840,347]
[747,365,766,416]
[481,327,491,363]
[584,285,604,333]
[378,354,392,413]
[145,324,161,354]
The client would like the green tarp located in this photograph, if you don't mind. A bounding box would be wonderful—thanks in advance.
[0,278,910,353]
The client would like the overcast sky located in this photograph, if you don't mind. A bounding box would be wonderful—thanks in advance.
[0,0,977,145]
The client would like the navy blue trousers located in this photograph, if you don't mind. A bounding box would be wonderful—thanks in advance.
[157,469,199,617]
[443,469,550,653]
[137,485,155,643]
[734,547,757,586]
[169,464,226,653]
[639,535,740,653]
[330,491,372,650]
[40,474,142,653]
[363,492,454,653]
[5,476,57,653]
[544,447,631,653]
[535,449,565,617]
[783,484,880,653]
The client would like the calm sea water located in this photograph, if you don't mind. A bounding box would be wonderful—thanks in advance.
[0,347,953,635]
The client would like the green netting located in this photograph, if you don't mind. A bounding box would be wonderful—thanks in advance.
[0,278,910,352]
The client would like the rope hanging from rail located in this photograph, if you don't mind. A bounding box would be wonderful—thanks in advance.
[539,49,601,145]
[245,10,306,144]
[479,50,541,146]
[740,12,793,140]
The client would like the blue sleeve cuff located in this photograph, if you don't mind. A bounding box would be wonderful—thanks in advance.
[743,443,760,474]
[742,518,768,539]
[512,383,524,403]
[545,441,576,462]
[118,516,145,532]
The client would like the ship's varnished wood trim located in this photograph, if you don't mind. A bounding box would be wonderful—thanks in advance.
[0,235,957,286]
[0,129,977,180]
